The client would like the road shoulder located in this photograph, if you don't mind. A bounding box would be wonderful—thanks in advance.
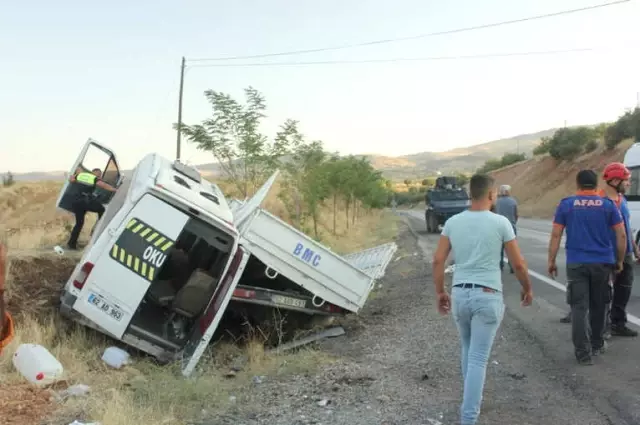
[223,217,618,425]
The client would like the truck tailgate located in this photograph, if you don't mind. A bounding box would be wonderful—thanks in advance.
[236,207,396,313]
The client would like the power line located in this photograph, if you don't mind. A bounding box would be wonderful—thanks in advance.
[187,48,604,68]
[188,0,630,62]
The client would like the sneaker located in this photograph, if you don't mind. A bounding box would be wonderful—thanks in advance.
[611,325,638,337]
[592,341,607,356]
[560,313,572,324]
[604,330,612,340]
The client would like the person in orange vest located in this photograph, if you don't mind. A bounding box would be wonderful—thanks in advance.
[560,163,639,338]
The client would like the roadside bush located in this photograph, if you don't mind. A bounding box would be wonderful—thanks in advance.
[394,191,424,206]
[477,152,526,174]
[605,107,640,150]
[533,137,551,156]
[584,139,598,153]
[540,126,598,161]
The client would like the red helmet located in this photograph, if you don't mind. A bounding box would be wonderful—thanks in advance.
[603,162,630,181]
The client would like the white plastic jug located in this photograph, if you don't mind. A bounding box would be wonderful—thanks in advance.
[101,346,130,369]
[13,343,64,386]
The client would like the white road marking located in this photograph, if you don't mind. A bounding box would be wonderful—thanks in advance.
[406,211,640,327]
[528,268,640,328]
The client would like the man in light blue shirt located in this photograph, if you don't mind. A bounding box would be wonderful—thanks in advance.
[433,174,533,425]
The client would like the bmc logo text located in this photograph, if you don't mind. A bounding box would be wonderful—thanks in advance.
[573,199,603,207]
[143,246,167,268]
[293,242,321,267]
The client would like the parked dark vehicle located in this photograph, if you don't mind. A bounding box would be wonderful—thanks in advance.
[425,176,470,233]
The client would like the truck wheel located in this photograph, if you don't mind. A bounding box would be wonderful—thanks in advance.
[426,213,437,233]
[426,211,433,233]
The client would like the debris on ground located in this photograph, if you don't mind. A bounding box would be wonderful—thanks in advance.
[0,383,56,425]
[13,343,64,386]
[56,384,90,400]
[101,346,131,369]
[267,326,345,354]
[6,255,76,318]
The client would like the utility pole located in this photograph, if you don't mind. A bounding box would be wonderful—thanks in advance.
[176,56,186,162]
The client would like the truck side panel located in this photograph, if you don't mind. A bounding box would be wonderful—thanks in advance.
[238,209,376,312]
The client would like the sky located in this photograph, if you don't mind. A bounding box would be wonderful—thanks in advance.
[1,0,639,173]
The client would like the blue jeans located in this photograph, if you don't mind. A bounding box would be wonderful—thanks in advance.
[452,285,505,425]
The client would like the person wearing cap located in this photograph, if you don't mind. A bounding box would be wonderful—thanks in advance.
[67,168,117,250]
[495,184,518,273]
[549,169,626,365]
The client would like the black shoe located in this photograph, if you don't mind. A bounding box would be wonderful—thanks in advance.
[577,356,593,366]
[611,325,638,337]
[67,243,78,251]
[560,314,572,324]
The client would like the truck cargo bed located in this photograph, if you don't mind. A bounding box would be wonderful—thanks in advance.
[233,204,396,313]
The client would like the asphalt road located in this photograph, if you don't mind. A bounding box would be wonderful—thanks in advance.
[402,210,640,424]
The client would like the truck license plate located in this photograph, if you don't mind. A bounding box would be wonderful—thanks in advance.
[88,293,124,322]
[271,295,306,309]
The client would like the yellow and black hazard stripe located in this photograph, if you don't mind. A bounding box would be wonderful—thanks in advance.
[109,218,176,282]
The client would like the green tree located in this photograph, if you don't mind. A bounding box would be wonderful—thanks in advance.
[403,178,412,188]
[455,173,469,186]
[2,172,14,187]
[533,136,551,156]
[178,87,290,197]
[477,152,526,174]
[605,107,640,149]
[546,126,597,160]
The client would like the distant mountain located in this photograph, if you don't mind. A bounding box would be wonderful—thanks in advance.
[362,128,560,180]
[8,127,563,182]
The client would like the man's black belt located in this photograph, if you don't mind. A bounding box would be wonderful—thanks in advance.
[453,283,493,290]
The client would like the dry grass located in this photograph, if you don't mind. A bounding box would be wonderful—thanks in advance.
[0,176,399,425]
[490,140,633,218]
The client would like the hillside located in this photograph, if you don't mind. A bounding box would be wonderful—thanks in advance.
[363,128,560,180]
[490,140,634,218]
[8,127,563,182]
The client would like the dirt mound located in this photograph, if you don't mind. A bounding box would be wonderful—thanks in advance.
[0,383,55,425]
[490,141,631,218]
[6,254,76,318]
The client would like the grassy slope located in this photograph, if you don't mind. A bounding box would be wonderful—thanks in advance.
[489,140,633,218]
[0,178,399,425]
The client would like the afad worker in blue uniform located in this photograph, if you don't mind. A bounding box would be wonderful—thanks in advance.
[548,169,626,365]
[559,163,640,338]
[67,168,116,250]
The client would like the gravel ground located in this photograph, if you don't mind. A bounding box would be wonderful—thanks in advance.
[214,217,619,425]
